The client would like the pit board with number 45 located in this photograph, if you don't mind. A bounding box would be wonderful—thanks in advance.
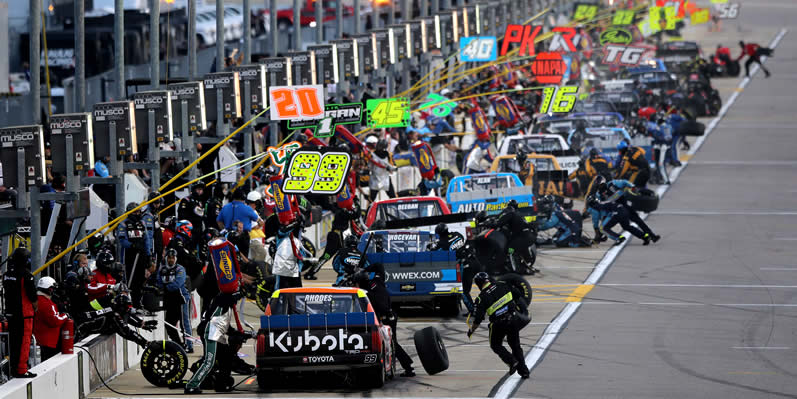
[460,36,497,62]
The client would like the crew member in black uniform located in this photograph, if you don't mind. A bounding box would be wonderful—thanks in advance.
[304,207,357,280]
[142,191,164,264]
[483,200,537,273]
[118,202,152,307]
[179,182,206,248]
[468,272,530,378]
[352,261,416,377]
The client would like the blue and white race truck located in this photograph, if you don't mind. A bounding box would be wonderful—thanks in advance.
[445,172,536,217]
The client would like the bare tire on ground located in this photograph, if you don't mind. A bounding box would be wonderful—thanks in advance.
[413,327,449,375]
[141,340,189,387]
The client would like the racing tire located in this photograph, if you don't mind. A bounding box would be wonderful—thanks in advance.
[359,352,386,389]
[140,340,189,387]
[498,273,533,304]
[727,60,741,77]
[629,188,659,213]
[301,237,317,258]
[413,327,449,375]
[437,296,460,317]
[257,369,280,391]
[677,120,705,137]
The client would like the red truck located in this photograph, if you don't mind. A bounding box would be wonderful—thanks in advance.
[276,0,354,29]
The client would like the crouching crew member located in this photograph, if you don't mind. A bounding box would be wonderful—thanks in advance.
[468,272,530,379]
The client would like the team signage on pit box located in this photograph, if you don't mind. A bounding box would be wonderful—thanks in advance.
[92,100,138,160]
[167,81,208,133]
[282,148,352,195]
[0,125,46,188]
[288,103,364,139]
[49,113,95,175]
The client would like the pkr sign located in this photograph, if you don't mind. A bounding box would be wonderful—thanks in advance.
[548,27,579,53]
[499,25,542,56]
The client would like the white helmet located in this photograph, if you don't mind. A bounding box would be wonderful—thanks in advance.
[365,135,379,145]
[37,276,58,291]
[247,191,262,202]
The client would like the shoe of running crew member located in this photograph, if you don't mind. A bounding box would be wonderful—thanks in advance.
[509,361,519,375]
[185,346,194,354]
[517,364,531,379]
[303,272,318,280]
[612,236,626,246]
[13,371,37,378]
[643,234,652,246]
[670,160,683,167]
[765,71,771,78]
[184,387,202,394]
[400,368,416,377]
[651,234,661,243]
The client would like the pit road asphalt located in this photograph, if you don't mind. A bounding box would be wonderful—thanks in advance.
[91,2,795,398]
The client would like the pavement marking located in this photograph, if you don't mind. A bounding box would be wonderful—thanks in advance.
[732,347,791,350]
[728,371,780,375]
[656,210,797,216]
[638,302,704,306]
[600,283,797,288]
[565,285,594,302]
[716,304,797,307]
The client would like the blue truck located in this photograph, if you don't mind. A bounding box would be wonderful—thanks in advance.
[445,172,536,217]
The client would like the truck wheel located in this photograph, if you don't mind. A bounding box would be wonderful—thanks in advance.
[413,327,449,375]
[257,369,276,391]
[437,296,460,317]
[359,353,386,388]
[498,273,532,304]
[140,340,188,387]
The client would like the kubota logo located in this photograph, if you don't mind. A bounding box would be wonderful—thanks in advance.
[269,329,365,352]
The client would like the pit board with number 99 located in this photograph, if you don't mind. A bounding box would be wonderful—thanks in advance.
[282,149,352,194]
[460,36,497,62]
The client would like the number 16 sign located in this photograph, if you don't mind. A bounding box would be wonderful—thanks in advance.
[460,36,497,62]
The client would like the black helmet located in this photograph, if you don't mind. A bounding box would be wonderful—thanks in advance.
[295,134,308,145]
[475,210,488,224]
[191,180,205,193]
[597,182,609,194]
[147,191,164,207]
[111,262,126,281]
[435,223,449,237]
[589,147,599,158]
[204,227,220,243]
[376,138,389,152]
[96,251,115,272]
[10,247,31,271]
[474,272,492,289]
[126,202,139,213]
[87,232,104,253]
[344,234,360,248]
[505,199,519,211]
[165,248,178,258]
[575,119,587,131]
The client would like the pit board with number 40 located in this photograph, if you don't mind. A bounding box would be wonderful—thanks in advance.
[460,36,497,62]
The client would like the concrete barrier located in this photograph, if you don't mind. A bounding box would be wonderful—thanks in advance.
[0,312,163,399]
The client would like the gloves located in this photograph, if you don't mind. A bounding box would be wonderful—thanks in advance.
[388,165,397,172]
[142,319,158,331]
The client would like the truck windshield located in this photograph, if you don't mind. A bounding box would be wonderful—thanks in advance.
[507,136,563,152]
[463,175,515,191]
[363,232,435,253]
[270,293,363,315]
[376,201,443,222]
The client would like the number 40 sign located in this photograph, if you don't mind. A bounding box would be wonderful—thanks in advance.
[460,36,497,62]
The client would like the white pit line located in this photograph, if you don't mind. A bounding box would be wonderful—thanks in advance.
[493,28,790,399]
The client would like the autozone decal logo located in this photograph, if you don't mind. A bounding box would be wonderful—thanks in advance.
[602,45,646,66]
[269,329,365,352]
[457,202,486,212]
[387,271,441,281]
[303,355,335,363]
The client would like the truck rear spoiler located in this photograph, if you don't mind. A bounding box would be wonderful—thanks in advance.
[260,312,377,333]
[381,212,474,230]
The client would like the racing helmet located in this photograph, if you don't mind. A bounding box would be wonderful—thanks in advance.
[176,220,193,237]
[505,199,519,211]
[204,227,221,243]
[616,140,629,152]
[344,234,360,248]
[474,272,492,290]
[376,138,389,152]
[588,147,600,158]
[191,180,205,194]
[365,135,379,146]
[87,232,105,254]
[147,191,164,208]
[165,248,178,258]
[10,247,31,271]
[37,276,58,294]
[435,223,449,237]
[96,251,115,272]
[126,202,139,213]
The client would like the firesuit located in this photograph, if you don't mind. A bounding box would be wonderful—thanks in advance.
[2,248,38,377]
[118,203,153,306]
[616,141,650,187]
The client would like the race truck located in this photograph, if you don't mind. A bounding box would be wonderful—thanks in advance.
[365,196,469,237]
[587,90,641,118]
[256,287,395,389]
[446,173,536,216]
[496,134,580,173]
[490,154,579,198]
[656,40,702,74]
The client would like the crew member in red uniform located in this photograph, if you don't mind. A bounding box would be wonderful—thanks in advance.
[738,41,771,78]
[2,248,38,378]
[88,251,118,301]
[34,277,70,361]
